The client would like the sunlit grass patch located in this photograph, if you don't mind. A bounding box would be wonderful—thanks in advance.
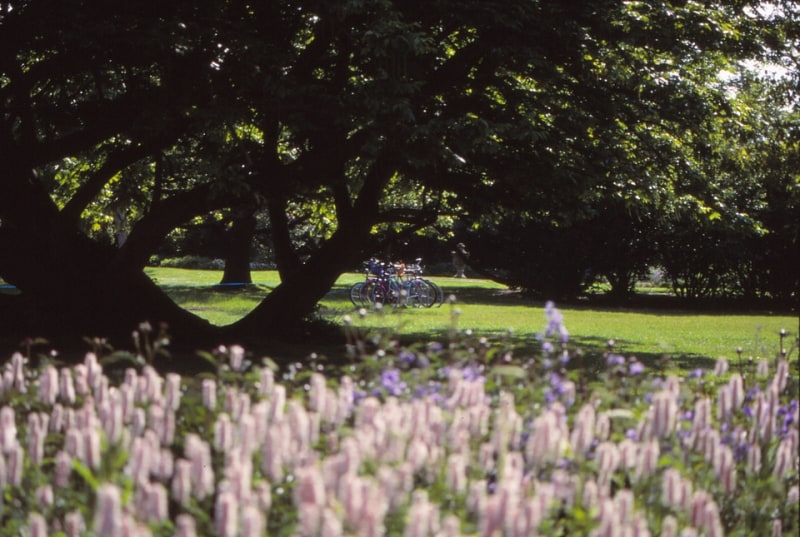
[145,268,797,367]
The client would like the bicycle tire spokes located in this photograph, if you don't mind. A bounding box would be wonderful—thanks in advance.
[349,257,443,308]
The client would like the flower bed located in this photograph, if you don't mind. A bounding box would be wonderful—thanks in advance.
[0,304,796,536]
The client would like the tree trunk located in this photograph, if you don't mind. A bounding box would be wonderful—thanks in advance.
[268,196,302,282]
[0,165,219,348]
[219,208,257,286]
[0,221,219,347]
[230,222,368,337]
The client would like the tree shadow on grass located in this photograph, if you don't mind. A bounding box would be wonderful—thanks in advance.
[417,284,798,316]
[361,326,720,377]
[159,284,269,304]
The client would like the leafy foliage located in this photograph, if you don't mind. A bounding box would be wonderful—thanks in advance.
[0,0,796,338]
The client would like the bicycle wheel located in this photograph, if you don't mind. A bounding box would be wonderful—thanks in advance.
[406,279,434,307]
[349,281,366,307]
[369,281,390,306]
[426,279,443,307]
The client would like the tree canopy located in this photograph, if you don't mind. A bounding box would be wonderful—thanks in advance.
[1,0,797,347]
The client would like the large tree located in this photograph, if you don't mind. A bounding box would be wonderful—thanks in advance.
[0,0,793,347]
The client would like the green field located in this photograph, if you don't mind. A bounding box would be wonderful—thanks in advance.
[145,267,798,367]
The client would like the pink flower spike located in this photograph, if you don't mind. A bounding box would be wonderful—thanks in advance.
[689,490,711,529]
[652,390,678,439]
[713,357,729,376]
[727,373,744,410]
[635,440,660,481]
[171,459,192,506]
[214,490,239,537]
[64,511,86,537]
[570,403,596,456]
[174,514,197,537]
[37,364,58,406]
[661,468,685,508]
[10,352,27,393]
[165,372,182,411]
[714,445,736,494]
[7,441,23,486]
[319,507,343,537]
[445,452,467,495]
[259,366,275,397]
[308,372,328,415]
[773,438,796,479]
[241,505,265,537]
[28,513,47,537]
[594,498,621,537]
[35,484,54,508]
[94,484,123,537]
[185,433,215,500]
[202,378,217,410]
[84,352,103,393]
[214,413,235,453]
[295,462,326,507]
[614,488,635,526]
[717,385,732,420]
[0,406,18,454]
[661,515,678,537]
[702,500,724,537]
[229,344,245,371]
[54,450,72,488]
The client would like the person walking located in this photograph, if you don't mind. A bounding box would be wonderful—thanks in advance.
[451,243,469,278]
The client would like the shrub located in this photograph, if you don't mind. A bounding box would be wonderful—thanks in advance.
[157,256,226,270]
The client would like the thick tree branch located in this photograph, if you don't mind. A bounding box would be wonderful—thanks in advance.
[61,143,160,224]
[112,183,243,274]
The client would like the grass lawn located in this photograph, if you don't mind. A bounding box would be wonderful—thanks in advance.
[145,267,798,368]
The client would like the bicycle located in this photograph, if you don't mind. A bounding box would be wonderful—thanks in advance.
[349,259,387,308]
[399,258,443,308]
[349,258,443,308]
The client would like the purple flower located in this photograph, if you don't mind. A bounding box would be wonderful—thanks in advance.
[462,364,484,382]
[427,342,444,353]
[544,302,569,343]
[688,368,704,379]
[542,341,555,354]
[549,372,564,393]
[778,403,796,437]
[412,380,443,402]
[606,354,626,367]
[734,445,748,462]
[398,351,417,366]
[380,368,407,397]
[781,415,793,437]
[629,361,645,376]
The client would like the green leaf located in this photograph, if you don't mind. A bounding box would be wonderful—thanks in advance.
[72,459,99,491]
